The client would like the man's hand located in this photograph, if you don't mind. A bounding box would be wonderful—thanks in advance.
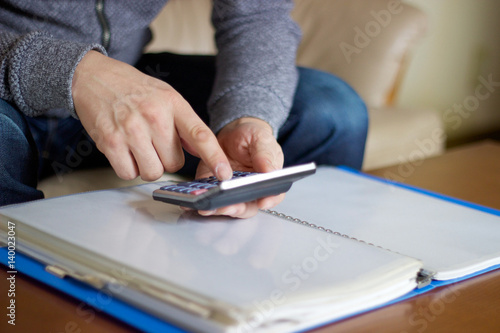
[195,117,286,218]
[72,51,232,182]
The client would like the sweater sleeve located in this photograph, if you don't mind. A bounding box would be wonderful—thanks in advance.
[209,0,301,136]
[0,30,106,117]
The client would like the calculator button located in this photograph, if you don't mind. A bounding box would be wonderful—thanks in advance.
[198,184,217,189]
[232,171,255,178]
[160,170,259,195]
[160,185,180,191]
[176,181,195,187]
[176,182,217,189]
[196,176,217,183]
[190,189,208,196]
[160,185,209,196]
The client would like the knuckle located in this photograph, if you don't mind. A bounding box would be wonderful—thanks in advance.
[163,161,183,173]
[135,99,155,113]
[117,168,138,181]
[161,148,185,173]
[156,89,183,112]
[189,123,213,142]
[142,107,162,124]
[138,156,165,181]
[141,169,163,182]
[101,132,122,150]
[135,97,159,113]
[122,115,142,137]
[161,89,183,106]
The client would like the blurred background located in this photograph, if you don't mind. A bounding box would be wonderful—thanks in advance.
[145,0,500,168]
[398,0,500,147]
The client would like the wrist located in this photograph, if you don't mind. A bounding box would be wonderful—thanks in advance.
[72,50,104,104]
[222,117,274,135]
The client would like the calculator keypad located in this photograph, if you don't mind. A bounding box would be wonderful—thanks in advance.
[159,171,256,196]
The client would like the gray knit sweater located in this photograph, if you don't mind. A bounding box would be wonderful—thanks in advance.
[0,0,301,135]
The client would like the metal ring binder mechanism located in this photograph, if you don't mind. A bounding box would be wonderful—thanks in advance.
[1,166,500,332]
[264,209,436,289]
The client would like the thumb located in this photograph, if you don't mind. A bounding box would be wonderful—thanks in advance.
[250,138,284,173]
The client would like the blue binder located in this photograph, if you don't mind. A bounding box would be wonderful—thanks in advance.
[1,166,500,332]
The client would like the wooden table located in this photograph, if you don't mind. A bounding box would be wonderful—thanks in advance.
[1,140,500,333]
[313,140,500,333]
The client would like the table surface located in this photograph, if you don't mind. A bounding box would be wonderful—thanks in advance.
[1,140,500,333]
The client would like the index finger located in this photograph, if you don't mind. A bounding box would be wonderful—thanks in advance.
[174,111,232,180]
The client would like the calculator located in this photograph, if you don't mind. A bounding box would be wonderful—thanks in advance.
[152,162,316,210]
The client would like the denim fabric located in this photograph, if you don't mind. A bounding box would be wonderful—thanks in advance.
[0,54,368,206]
[136,53,368,176]
[0,99,44,205]
[279,67,368,169]
[25,116,109,181]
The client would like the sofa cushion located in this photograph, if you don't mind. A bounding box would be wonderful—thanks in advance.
[292,0,427,107]
[147,0,428,108]
[364,107,444,170]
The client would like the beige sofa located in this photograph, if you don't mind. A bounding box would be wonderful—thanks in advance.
[39,0,444,198]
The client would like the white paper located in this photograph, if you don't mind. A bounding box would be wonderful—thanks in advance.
[0,182,421,332]
[276,167,500,280]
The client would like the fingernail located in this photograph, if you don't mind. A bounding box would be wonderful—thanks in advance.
[220,207,236,216]
[198,210,216,216]
[261,201,274,210]
[215,162,232,180]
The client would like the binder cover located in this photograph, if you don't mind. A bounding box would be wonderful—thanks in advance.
[2,166,500,332]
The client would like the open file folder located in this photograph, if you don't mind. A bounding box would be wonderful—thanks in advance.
[1,166,500,332]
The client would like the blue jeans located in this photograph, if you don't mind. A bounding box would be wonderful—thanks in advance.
[0,53,368,206]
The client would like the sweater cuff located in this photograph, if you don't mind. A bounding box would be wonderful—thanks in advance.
[9,31,106,117]
[208,84,290,137]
